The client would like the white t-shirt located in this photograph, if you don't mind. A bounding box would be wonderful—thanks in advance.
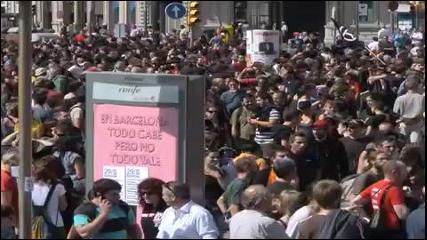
[393,92,425,119]
[230,210,288,239]
[368,41,379,52]
[285,205,315,238]
[32,182,66,227]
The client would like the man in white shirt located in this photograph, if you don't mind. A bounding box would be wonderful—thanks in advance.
[157,182,219,239]
[229,185,288,239]
[367,37,380,52]
[393,75,425,143]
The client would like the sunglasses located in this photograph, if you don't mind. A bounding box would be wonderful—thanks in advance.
[207,110,218,113]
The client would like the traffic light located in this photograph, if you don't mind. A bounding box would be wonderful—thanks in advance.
[188,1,200,26]
[32,5,36,15]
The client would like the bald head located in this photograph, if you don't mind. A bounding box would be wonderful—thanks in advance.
[241,185,272,211]
[383,160,408,185]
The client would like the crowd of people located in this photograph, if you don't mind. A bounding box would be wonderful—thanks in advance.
[1,21,425,239]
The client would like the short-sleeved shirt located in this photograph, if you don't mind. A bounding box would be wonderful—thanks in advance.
[359,179,405,229]
[74,204,135,239]
[254,108,281,144]
[230,107,256,141]
[223,178,249,211]
[32,182,67,227]
[393,92,425,119]
[230,210,288,239]
[1,170,18,213]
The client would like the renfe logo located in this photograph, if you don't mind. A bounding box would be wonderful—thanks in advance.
[118,85,141,95]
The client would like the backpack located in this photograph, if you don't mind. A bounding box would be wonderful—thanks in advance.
[67,200,131,239]
[32,181,65,239]
[317,209,367,239]
[369,185,392,230]
[340,173,360,210]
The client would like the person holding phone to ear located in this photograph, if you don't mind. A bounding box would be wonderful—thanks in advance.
[72,179,142,239]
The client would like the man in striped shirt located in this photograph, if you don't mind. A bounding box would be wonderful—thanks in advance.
[248,92,281,157]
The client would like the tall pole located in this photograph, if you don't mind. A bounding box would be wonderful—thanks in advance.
[415,4,418,29]
[356,1,359,40]
[87,1,95,33]
[74,1,83,33]
[391,11,395,34]
[144,2,148,31]
[18,2,33,238]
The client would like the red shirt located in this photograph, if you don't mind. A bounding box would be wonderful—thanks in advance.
[74,34,87,44]
[360,179,405,229]
[1,169,18,213]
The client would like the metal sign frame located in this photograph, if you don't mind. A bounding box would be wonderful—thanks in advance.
[85,72,205,204]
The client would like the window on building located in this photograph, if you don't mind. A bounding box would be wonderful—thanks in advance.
[234,1,247,23]
[258,2,270,28]
[248,1,270,28]
[358,1,375,23]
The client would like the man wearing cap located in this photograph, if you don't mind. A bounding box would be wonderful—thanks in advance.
[309,118,349,181]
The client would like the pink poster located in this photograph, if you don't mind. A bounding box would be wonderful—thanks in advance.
[93,103,178,198]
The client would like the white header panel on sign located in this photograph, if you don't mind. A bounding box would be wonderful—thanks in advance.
[93,82,179,104]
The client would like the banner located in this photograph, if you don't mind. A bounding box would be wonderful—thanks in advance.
[93,104,179,205]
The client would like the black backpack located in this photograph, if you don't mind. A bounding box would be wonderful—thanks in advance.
[317,209,367,239]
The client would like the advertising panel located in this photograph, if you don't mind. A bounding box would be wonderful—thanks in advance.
[93,104,179,205]
[246,30,280,65]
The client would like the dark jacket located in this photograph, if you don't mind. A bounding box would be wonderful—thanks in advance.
[318,209,367,239]
[310,137,349,181]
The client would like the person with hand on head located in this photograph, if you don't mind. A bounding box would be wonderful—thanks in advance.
[73,178,141,239]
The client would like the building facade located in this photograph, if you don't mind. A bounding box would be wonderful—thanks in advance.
[2,1,424,43]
